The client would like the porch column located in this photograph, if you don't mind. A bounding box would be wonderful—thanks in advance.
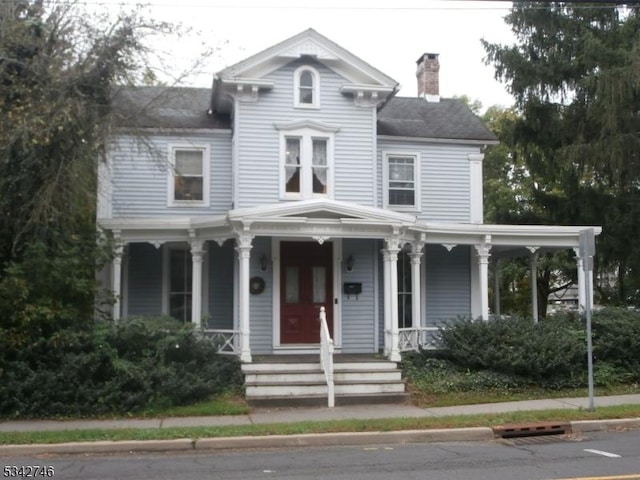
[409,242,425,342]
[112,239,124,323]
[190,238,205,329]
[529,248,539,323]
[381,249,391,356]
[384,238,401,362]
[493,258,501,318]
[574,247,588,312]
[236,233,253,363]
[474,240,491,321]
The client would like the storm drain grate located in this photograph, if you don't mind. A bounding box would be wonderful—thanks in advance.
[492,422,572,439]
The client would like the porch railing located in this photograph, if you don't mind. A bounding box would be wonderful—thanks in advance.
[398,327,439,352]
[202,329,240,355]
[319,306,335,408]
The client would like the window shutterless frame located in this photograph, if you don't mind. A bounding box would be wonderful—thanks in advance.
[293,65,320,109]
[383,151,421,212]
[167,144,210,207]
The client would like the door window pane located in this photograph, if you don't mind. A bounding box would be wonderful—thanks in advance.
[312,266,326,303]
[285,266,300,303]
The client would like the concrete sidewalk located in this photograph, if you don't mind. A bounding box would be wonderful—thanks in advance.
[2,393,640,433]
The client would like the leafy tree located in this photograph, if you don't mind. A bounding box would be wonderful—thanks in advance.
[0,1,176,344]
[483,2,640,307]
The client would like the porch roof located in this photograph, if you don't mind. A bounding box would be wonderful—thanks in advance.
[99,201,601,254]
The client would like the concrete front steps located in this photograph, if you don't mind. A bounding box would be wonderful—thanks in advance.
[242,354,409,407]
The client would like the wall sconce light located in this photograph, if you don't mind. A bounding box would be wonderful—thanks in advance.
[345,254,355,273]
[259,254,269,272]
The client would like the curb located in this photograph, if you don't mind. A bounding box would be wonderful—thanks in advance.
[0,427,493,456]
[3,419,640,457]
[570,417,640,433]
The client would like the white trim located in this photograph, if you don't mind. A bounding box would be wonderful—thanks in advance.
[274,119,339,133]
[377,135,498,146]
[217,29,398,90]
[382,151,422,213]
[113,127,232,136]
[469,153,484,224]
[278,127,335,201]
[167,143,211,208]
[371,107,378,208]
[271,238,342,350]
[293,65,320,109]
[232,98,239,208]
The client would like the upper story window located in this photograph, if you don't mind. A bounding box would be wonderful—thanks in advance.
[383,152,421,212]
[168,145,210,207]
[294,65,320,109]
[276,120,339,200]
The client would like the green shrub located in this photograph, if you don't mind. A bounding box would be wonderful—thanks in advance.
[0,318,243,418]
[592,308,640,372]
[435,316,585,381]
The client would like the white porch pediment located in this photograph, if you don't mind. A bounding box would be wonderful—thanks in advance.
[229,199,416,225]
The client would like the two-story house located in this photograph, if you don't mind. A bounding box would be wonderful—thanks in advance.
[99,29,599,405]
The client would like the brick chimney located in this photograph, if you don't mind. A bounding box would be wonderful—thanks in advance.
[416,53,440,102]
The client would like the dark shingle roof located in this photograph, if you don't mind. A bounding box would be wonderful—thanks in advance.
[111,86,230,130]
[378,97,497,142]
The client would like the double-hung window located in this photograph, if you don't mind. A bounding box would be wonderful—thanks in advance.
[168,145,209,206]
[277,122,338,199]
[384,152,420,211]
[168,247,192,323]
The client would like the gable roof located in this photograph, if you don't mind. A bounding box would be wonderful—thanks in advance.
[111,86,230,130]
[378,97,497,143]
[218,28,399,88]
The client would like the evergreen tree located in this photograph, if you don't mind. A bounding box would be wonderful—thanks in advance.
[483,2,640,306]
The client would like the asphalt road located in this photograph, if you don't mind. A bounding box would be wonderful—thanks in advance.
[4,429,640,480]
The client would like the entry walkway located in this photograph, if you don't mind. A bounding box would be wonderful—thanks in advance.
[2,394,640,433]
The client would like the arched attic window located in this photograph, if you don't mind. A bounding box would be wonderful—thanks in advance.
[294,65,320,108]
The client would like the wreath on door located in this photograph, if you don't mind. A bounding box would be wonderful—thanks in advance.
[249,276,266,295]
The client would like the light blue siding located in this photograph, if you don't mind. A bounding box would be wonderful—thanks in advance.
[109,132,232,217]
[377,139,476,223]
[249,237,273,354]
[341,239,377,353]
[235,58,377,208]
[208,240,234,329]
[126,242,163,316]
[425,245,471,326]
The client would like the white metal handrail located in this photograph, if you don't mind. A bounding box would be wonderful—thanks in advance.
[398,327,439,352]
[202,329,240,354]
[319,306,335,408]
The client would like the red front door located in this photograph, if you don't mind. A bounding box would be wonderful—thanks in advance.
[280,241,333,344]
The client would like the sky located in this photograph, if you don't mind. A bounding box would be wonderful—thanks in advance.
[101,0,519,110]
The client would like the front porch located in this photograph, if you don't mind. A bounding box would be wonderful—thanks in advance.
[99,199,601,366]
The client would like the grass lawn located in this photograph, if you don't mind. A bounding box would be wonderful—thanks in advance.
[1,403,640,446]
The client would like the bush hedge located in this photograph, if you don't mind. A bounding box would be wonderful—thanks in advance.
[404,308,640,392]
[0,317,243,418]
